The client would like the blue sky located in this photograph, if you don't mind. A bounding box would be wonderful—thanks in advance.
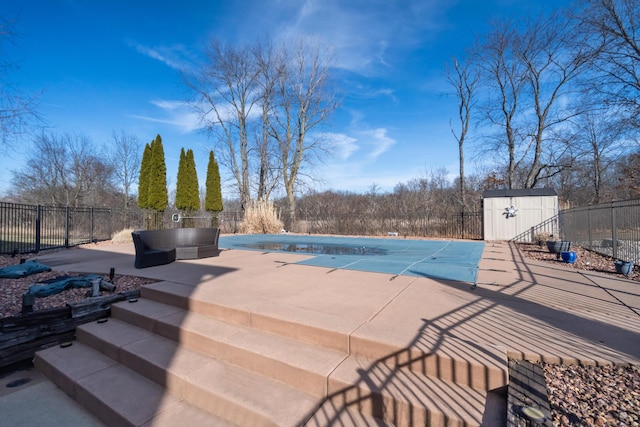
[2,0,569,196]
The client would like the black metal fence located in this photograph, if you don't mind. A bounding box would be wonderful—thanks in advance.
[512,199,640,263]
[562,200,640,262]
[0,203,113,254]
[295,211,483,239]
[0,202,484,255]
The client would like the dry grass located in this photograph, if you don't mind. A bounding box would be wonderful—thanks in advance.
[240,200,284,234]
[111,228,134,243]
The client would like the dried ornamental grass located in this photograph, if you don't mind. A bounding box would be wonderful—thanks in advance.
[240,200,284,234]
[111,228,134,243]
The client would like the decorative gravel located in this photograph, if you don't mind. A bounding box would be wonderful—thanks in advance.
[543,363,640,427]
[520,243,640,427]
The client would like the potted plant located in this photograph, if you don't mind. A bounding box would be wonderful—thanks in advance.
[614,259,634,276]
[534,231,551,247]
[546,235,571,258]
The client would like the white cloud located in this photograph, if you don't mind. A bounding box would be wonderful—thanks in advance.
[128,41,192,71]
[318,132,359,160]
[271,0,447,75]
[131,100,202,134]
[359,128,396,159]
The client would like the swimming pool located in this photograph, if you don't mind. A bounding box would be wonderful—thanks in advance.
[219,234,484,283]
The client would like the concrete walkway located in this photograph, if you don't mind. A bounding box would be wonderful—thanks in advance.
[2,238,638,426]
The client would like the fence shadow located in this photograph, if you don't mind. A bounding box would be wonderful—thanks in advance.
[300,242,640,425]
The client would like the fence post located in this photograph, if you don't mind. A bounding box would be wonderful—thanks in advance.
[65,206,70,248]
[588,208,593,249]
[611,203,617,260]
[35,205,41,252]
[90,207,94,242]
[108,209,113,239]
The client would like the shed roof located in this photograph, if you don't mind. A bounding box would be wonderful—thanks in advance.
[482,188,557,198]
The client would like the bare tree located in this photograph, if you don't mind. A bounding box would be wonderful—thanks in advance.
[254,40,282,202]
[447,55,479,209]
[185,40,262,210]
[479,13,591,189]
[268,39,339,230]
[480,20,528,189]
[10,132,114,206]
[573,109,628,203]
[518,13,592,188]
[110,130,141,210]
[578,0,640,126]
[0,16,41,148]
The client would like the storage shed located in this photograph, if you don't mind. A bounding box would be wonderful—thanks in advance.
[482,188,558,241]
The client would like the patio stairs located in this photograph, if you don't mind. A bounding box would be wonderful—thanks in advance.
[34,281,508,426]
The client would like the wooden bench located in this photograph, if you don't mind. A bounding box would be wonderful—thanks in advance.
[131,228,220,269]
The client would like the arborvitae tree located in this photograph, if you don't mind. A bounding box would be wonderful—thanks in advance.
[138,143,152,208]
[175,148,200,227]
[147,134,168,212]
[205,150,223,227]
[185,149,200,210]
[175,147,188,211]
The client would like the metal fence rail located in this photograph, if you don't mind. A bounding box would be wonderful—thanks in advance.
[562,200,640,262]
[512,199,640,263]
[0,203,113,254]
[296,211,483,239]
[0,202,483,255]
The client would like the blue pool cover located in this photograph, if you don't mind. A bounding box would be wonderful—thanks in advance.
[219,234,484,283]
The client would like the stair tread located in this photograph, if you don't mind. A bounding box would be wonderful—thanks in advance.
[78,318,488,425]
[36,284,509,427]
[113,298,347,377]
[77,319,332,426]
[305,401,394,427]
[185,357,320,426]
[78,318,213,396]
[141,281,508,383]
[328,355,487,426]
[35,342,230,427]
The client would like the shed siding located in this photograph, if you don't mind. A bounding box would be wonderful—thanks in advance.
[483,194,558,241]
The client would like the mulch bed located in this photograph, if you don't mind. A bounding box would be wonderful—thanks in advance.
[0,252,154,319]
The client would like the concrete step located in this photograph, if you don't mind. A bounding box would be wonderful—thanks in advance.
[139,280,508,392]
[34,341,235,427]
[304,402,395,427]
[326,355,501,427]
[140,281,349,352]
[111,298,347,397]
[349,332,508,392]
[78,316,496,427]
[108,298,498,426]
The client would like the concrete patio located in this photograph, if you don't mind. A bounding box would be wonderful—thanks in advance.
[2,238,639,426]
